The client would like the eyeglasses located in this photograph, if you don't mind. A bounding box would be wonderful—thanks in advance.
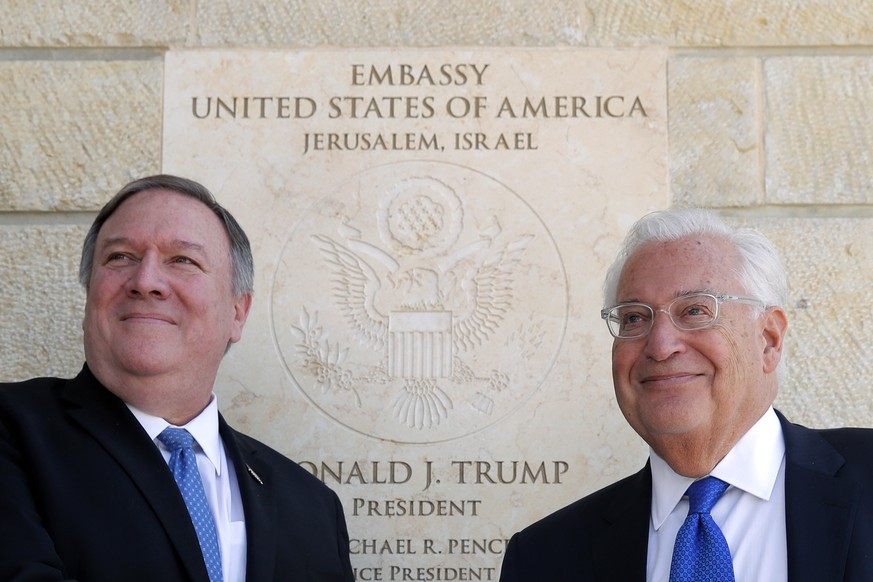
[600,292,766,340]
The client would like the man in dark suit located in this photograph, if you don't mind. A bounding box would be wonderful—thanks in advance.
[499,208,873,581]
[0,175,355,581]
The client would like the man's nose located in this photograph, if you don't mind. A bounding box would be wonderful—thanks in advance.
[125,256,169,298]
[643,310,685,361]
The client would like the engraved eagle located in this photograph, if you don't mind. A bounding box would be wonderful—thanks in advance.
[309,224,533,429]
[311,228,533,354]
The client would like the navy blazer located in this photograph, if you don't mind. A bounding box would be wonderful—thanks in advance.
[0,365,354,581]
[499,411,873,581]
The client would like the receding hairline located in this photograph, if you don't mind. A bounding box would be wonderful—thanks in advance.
[94,190,236,264]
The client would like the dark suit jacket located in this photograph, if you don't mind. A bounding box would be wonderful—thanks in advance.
[0,365,354,581]
[499,411,873,581]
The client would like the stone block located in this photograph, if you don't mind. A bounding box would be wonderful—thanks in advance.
[669,57,761,207]
[764,57,873,204]
[0,0,189,47]
[0,226,87,382]
[193,0,587,46]
[0,60,162,211]
[585,0,873,46]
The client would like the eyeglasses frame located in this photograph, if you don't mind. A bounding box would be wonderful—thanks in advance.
[600,292,767,340]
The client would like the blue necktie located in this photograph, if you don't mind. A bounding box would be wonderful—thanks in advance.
[669,476,735,582]
[158,427,223,582]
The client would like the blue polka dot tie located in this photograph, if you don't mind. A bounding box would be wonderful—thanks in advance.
[669,476,735,582]
[158,427,223,582]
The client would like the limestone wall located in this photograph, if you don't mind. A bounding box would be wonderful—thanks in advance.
[2,2,871,429]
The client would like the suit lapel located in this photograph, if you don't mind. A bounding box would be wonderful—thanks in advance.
[591,465,651,582]
[779,412,858,582]
[220,417,278,581]
[62,367,210,582]
[572,413,860,582]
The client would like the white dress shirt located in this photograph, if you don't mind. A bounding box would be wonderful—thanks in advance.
[127,396,247,582]
[646,407,788,582]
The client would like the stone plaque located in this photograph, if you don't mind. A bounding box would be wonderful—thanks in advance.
[163,49,666,580]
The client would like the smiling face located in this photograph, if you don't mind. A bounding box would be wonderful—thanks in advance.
[611,235,786,475]
[83,189,251,418]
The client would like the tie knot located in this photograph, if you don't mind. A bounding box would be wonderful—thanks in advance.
[685,476,729,514]
[158,427,195,451]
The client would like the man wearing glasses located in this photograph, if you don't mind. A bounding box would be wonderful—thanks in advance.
[499,208,873,581]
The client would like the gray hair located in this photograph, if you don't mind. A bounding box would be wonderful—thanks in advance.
[603,208,788,310]
[79,175,254,296]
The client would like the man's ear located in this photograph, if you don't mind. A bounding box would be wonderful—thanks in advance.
[229,292,253,344]
[761,306,788,373]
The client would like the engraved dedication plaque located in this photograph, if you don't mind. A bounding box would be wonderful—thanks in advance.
[163,49,667,580]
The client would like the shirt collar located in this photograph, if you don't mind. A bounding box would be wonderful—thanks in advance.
[126,395,223,477]
[650,406,785,530]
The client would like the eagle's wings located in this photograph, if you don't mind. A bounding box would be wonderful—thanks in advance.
[310,234,389,348]
[452,235,534,351]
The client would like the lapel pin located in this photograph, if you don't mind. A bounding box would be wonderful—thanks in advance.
[246,464,264,485]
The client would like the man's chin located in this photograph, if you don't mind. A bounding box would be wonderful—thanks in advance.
[638,407,709,440]
[112,350,180,378]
